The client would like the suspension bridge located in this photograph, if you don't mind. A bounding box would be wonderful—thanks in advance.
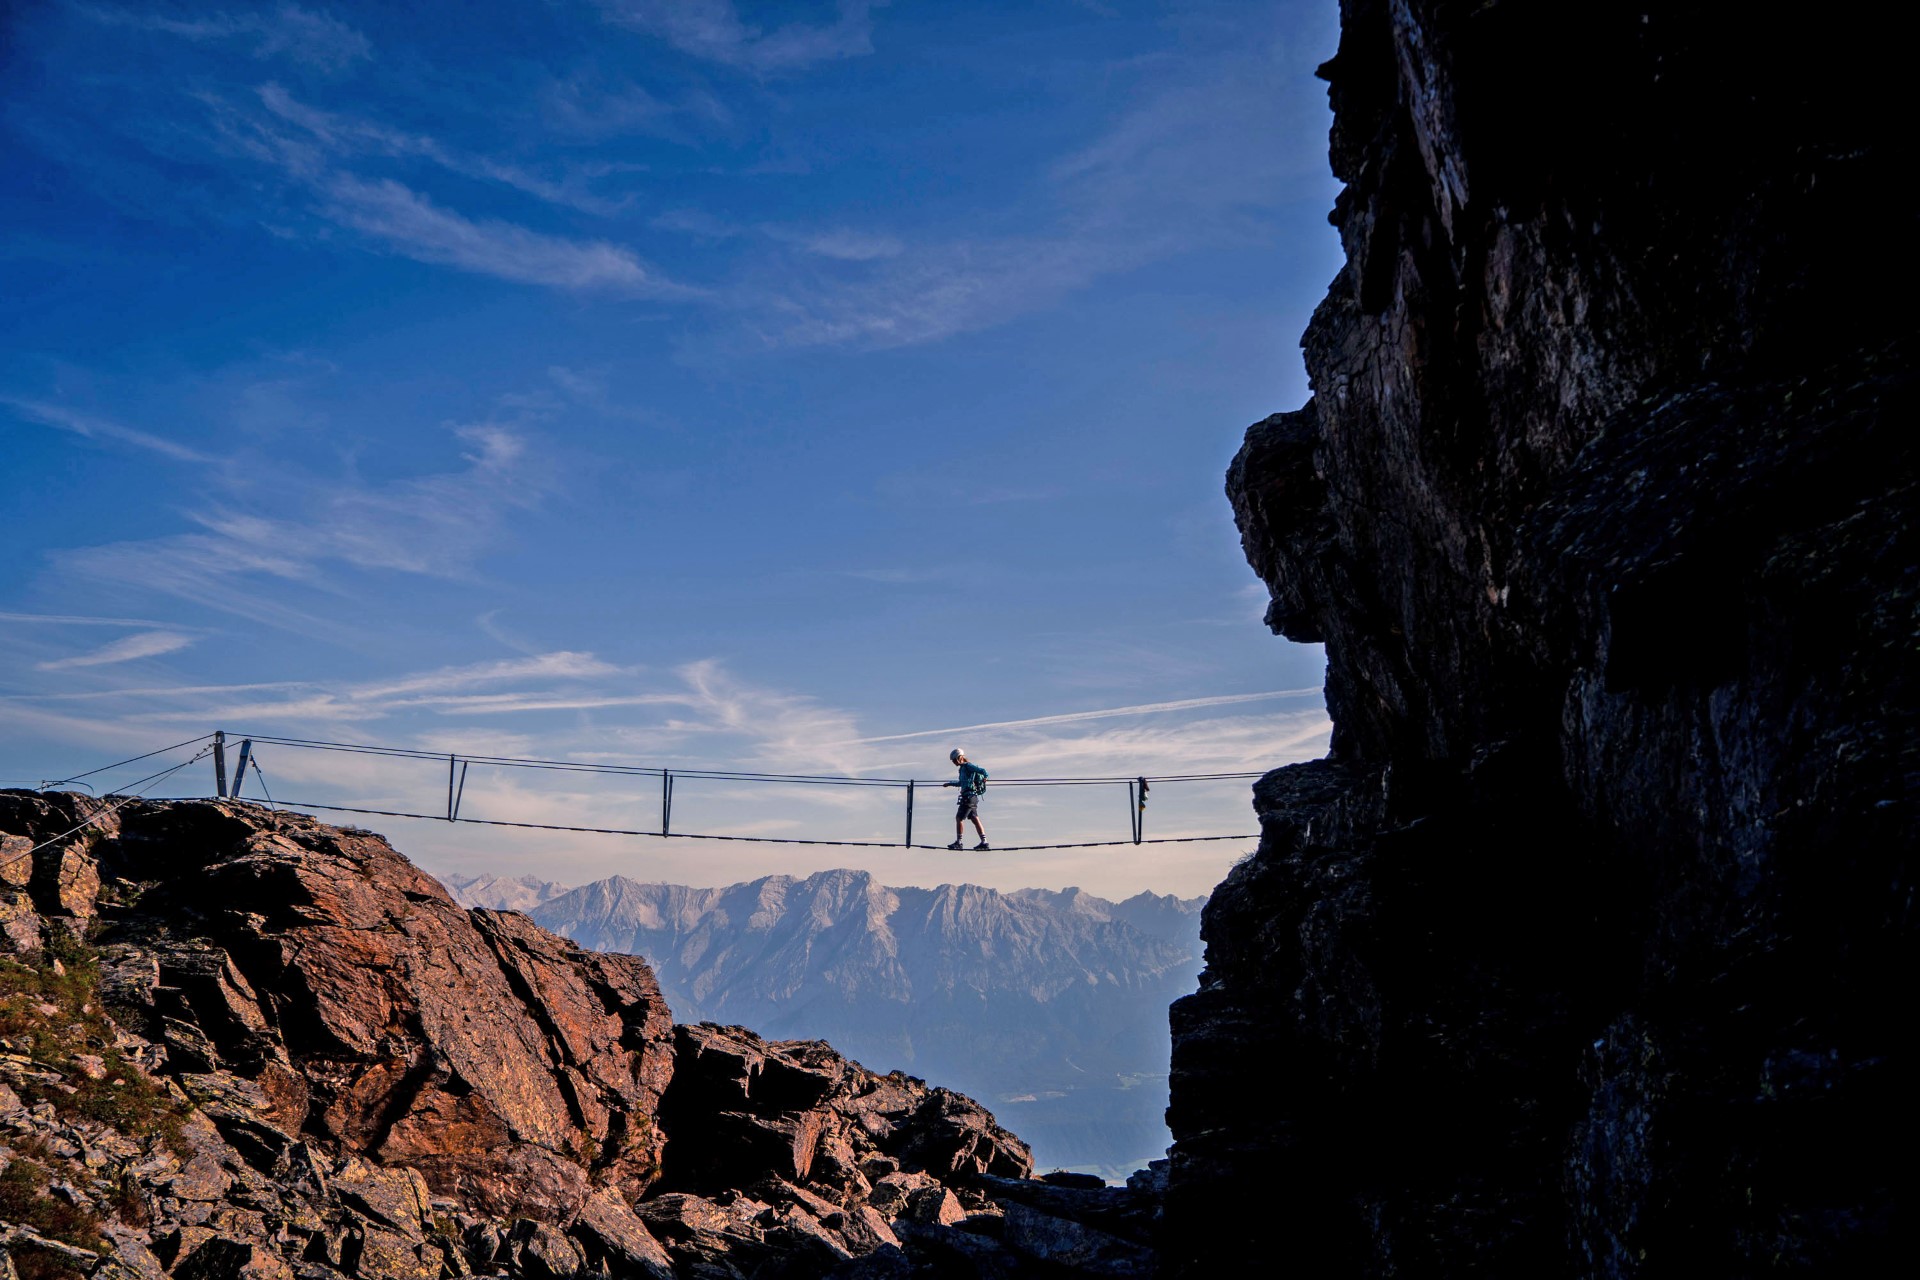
[16,730,1265,854]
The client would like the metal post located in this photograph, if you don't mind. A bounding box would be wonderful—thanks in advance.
[231,739,252,798]
[662,770,673,837]
[1126,781,1136,843]
[452,761,469,822]
[213,730,228,798]
[905,779,915,848]
[446,755,457,821]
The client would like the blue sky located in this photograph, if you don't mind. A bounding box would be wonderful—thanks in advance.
[0,0,1340,897]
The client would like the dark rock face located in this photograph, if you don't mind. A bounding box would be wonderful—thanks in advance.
[1183,2,1914,1276]
[0,796,1139,1280]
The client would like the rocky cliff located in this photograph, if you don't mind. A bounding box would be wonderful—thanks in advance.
[0,793,1159,1280]
[526,872,1205,1181]
[1178,1,1914,1275]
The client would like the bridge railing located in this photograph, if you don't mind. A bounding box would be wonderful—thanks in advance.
[21,731,1266,852]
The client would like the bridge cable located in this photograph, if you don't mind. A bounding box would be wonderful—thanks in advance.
[1,744,217,874]
[38,732,216,791]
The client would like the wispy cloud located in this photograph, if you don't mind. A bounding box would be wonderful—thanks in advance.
[670,658,867,772]
[320,176,693,295]
[651,208,741,241]
[0,611,186,628]
[352,652,623,700]
[51,423,548,631]
[11,682,309,702]
[845,690,1325,745]
[3,397,214,464]
[753,234,1127,350]
[768,227,903,262]
[541,73,729,144]
[652,209,903,262]
[37,630,195,670]
[594,0,887,73]
[76,2,371,72]
[738,22,1334,351]
[257,85,635,216]
[182,86,687,293]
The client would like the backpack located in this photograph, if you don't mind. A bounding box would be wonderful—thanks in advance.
[966,763,988,793]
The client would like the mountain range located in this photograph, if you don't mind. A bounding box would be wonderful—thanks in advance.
[443,871,571,912]
[446,868,1205,1181]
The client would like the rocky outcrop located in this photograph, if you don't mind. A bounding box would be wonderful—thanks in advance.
[1184,2,1914,1276]
[533,871,1204,1179]
[1,795,1142,1280]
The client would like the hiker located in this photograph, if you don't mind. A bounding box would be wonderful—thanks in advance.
[944,748,989,850]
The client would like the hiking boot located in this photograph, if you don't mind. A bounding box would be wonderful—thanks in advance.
[974,841,991,851]
[947,840,963,850]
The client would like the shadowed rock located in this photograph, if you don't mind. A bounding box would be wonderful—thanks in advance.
[1186,1,1915,1276]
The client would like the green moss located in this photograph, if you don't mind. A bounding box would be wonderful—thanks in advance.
[0,940,190,1151]
[0,1145,106,1280]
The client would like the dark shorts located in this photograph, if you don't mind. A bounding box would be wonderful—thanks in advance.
[956,791,980,820]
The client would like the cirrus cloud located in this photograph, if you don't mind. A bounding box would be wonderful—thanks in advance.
[37,630,196,670]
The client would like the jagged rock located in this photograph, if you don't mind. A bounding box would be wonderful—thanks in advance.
[567,1188,674,1280]
[331,1160,430,1236]
[999,1204,1151,1277]
[822,1246,917,1280]
[1185,2,1915,1276]
[760,1204,854,1271]
[31,843,100,920]
[0,836,43,957]
[0,794,1140,1278]
[162,1154,233,1203]
[0,1228,99,1271]
[972,1175,1155,1251]
[173,1237,293,1280]
[633,1192,770,1275]
[898,1187,965,1228]
[56,801,680,1220]
[534,871,1207,1181]
[100,1225,168,1280]
[503,1219,583,1280]
[205,1111,294,1179]
[838,1205,901,1255]
[658,1024,1031,1202]
[0,897,40,956]
[347,1226,438,1280]
[0,836,32,889]
[158,950,283,1074]
[889,1220,1025,1280]
[892,1091,1030,1182]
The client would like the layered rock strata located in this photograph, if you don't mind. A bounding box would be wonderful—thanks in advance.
[0,794,1141,1280]
[1180,1,1914,1275]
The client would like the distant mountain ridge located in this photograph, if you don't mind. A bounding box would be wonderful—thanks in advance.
[509,869,1205,1180]
[442,871,571,912]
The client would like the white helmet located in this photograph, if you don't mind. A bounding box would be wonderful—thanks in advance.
[950,748,965,762]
